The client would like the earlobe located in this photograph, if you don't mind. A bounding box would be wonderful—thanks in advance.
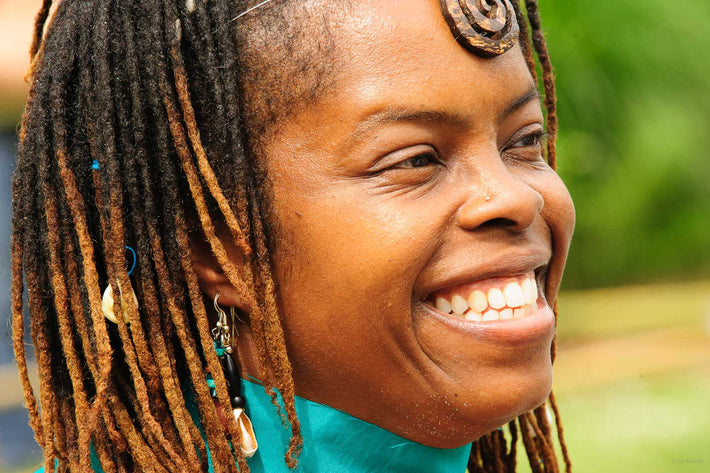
[193,258,251,312]
[191,224,255,312]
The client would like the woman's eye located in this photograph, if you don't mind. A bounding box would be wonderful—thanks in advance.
[370,147,443,188]
[502,128,547,166]
[396,151,440,169]
[510,130,547,148]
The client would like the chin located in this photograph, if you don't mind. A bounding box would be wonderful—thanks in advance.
[415,347,555,449]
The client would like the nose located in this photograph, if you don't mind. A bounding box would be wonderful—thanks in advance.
[455,160,544,232]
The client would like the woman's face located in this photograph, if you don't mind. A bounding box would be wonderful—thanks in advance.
[256,0,574,447]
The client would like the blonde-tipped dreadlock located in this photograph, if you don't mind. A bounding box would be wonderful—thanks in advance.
[13,0,569,472]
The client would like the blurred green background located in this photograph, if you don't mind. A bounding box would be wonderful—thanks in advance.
[535,1,710,471]
[0,0,708,472]
[540,0,710,288]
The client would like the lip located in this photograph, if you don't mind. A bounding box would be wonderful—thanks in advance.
[416,297,555,347]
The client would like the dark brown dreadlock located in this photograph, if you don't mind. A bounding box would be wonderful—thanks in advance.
[13,1,570,472]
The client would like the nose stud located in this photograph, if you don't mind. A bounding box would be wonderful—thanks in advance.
[485,193,491,201]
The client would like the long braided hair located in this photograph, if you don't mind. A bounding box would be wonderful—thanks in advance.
[12,0,570,472]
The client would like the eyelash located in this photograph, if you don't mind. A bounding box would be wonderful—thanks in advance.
[397,151,441,169]
[509,129,548,149]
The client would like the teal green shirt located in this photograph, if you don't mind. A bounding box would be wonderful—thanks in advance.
[37,379,472,472]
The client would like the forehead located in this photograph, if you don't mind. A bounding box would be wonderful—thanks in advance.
[264,0,535,150]
[336,1,530,107]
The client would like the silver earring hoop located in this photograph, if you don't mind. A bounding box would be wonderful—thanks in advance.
[212,293,232,353]
[214,293,246,335]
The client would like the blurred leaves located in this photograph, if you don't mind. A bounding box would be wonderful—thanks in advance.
[539,0,710,288]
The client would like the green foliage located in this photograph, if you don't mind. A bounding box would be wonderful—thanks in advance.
[538,0,710,288]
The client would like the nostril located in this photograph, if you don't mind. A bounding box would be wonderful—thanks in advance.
[479,217,517,229]
[456,179,542,232]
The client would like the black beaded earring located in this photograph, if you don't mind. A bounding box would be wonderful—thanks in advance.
[209,293,258,457]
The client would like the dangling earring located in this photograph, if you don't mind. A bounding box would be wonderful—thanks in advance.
[101,246,138,324]
[209,293,258,458]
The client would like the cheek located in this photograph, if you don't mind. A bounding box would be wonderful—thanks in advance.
[537,171,575,298]
[268,190,435,342]
[271,184,440,293]
[519,165,574,244]
[265,191,442,405]
[543,173,575,254]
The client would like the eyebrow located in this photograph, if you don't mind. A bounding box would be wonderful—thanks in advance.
[346,83,541,146]
[500,83,540,120]
[347,109,470,145]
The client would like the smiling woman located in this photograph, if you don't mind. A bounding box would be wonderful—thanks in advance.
[12,0,574,472]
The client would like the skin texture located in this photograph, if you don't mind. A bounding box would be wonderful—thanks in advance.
[194,0,574,448]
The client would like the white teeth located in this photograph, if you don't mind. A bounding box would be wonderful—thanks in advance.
[436,297,452,314]
[503,282,525,308]
[487,288,506,310]
[451,294,469,314]
[433,274,541,322]
[468,290,488,313]
[523,278,538,304]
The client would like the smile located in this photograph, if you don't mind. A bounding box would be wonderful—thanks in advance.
[426,271,541,322]
[416,267,555,347]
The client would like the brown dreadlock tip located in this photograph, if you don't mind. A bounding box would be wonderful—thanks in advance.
[101,280,138,325]
[233,407,258,458]
[439,0,520,58]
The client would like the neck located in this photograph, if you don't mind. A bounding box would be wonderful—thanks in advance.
[241,379,472,473]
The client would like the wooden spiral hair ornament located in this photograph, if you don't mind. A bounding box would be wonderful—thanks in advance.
[439,0,520,57]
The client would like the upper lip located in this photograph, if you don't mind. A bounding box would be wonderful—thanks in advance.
[418,248,551,301]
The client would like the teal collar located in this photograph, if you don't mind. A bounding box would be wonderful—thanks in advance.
[241,379,471,473]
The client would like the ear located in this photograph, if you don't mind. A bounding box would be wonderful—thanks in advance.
[191,236,252,313]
